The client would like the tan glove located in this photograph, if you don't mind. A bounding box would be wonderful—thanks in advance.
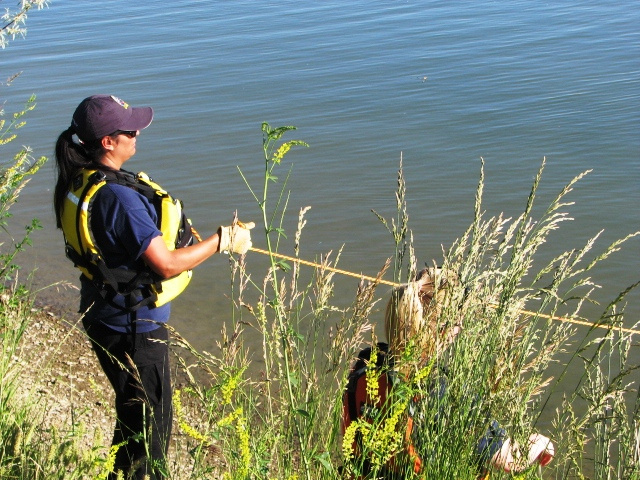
[218,221,255,254]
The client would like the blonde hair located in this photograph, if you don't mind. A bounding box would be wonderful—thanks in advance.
[384,267,459,368]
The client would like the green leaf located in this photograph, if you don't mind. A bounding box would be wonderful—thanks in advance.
[287,372,299,387]
[275,260,291,272]
[314,452,333,471]
[293,330,304,341]
[269,125,297,141]
[274,227,287,238]
[295,409,310,418]
[267,297,280,308]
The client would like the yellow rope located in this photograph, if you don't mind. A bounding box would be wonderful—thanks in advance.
[191,227,639,336]
[249,246,399,286]
[248,247,640,337]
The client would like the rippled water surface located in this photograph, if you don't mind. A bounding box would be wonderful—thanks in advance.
[3,1,639,354]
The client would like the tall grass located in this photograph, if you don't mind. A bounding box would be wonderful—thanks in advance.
[0,288,112,479]
[1,118,638,479]
[168,128,639,479]
[0,95,118,479]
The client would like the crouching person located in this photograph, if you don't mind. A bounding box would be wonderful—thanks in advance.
[342,267,554,479]
[386,267,555,478]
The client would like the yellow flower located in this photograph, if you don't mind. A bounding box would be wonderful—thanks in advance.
[236,413,251,477]
[96,440,127,480]
[221,367,246,405]
[173,389,184,416]
[173,389,210,445]
[377,405,407,464]
[219,406,243,427]
[272,142,292,164]
[413,359,434,385]
[343,401,408,469]
[218,406,251,477]
[365,346,381,405]
[342,420,360,461]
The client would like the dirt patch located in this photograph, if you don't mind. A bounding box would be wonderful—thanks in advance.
[18,307,115,449]
[16,299,211,477]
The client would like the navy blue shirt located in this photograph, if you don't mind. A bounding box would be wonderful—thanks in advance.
[79,182,170,333]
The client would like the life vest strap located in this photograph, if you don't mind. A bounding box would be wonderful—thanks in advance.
[62,167,193,312]
[65,241,162,313]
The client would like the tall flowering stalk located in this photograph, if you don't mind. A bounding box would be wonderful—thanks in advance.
[238,123,313,477]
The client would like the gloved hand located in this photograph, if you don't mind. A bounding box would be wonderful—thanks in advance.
[527,433,554,467]
[218,221,255,255]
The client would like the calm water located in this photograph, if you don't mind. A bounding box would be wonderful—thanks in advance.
[3,1,639,358]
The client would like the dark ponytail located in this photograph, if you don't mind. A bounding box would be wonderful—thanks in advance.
[53,127,107,228]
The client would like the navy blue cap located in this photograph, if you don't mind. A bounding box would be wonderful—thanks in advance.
[72,94,153,142]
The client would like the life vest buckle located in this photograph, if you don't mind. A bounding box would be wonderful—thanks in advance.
[89,170,107,185]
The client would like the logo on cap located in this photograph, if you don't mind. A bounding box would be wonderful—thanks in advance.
[111,95,130,109]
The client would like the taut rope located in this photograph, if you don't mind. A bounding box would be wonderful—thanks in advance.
[248,247,640,336]
[190,227,639,336]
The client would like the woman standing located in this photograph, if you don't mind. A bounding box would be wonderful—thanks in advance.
[54,94,253,479]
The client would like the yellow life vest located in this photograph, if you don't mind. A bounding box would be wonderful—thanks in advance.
[60,168,193,311]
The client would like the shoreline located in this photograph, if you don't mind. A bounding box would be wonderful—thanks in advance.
[19,304,115,451]
[19,294,201,473]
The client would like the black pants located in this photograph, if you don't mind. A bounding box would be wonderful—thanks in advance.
[84,320,173,480]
